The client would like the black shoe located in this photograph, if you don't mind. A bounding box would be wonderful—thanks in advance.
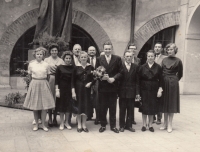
[82,128,89,132]
[156,120,161,125]
[94,120,99,125]
[77,128,82,133]
[141,126,146,132]
[119,127,124,132]
[132,121,137,125]
[149,127,154,132]
[53,119,58,127]
[99,127,106,133]
[125,127,135,132]
[48,122,53,127]
[87,117,92,121]
[111,128,119,133]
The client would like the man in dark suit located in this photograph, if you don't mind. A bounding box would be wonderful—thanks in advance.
[97,42,123,133]
[124,43,141,125]
[87,46,100,124]
[154,42,166,124]
[119,51,140,132]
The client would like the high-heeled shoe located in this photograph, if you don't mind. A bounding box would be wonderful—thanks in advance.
[82,128,89,132]
[64,124,72,130]
[160,126,167,130]
[42,127,49,132]
[33,126,38,131]
[77,128,82,133]
[59,125,64,130]
[167,127,173,133]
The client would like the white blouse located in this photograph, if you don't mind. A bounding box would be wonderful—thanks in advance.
[28,60,50,78]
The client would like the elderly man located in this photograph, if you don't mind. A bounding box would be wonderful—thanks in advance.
[72,44,82,66]
[124,43,141,125]
[154,42,166,125]
[96,42,123,133]
[119,51,139,132]
[87,46,100,124]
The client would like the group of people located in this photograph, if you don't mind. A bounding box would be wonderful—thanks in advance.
[23,41,183,134]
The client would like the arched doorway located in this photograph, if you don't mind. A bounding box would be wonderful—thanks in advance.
[138,26,177,64]
[183,3,200,94]
[10,24,99,76]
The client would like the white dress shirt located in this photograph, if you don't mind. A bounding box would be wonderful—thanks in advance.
[73,55,80,66]
[90,56,96,67]
[125,61,131,72]
[105,54,111,64]
[148,62,154,68]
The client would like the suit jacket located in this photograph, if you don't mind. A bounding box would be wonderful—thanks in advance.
[155,54,167,66]
[96,54,123,92]
[121,56,141,65]
[119,62,139,98]
[87,56,99,69]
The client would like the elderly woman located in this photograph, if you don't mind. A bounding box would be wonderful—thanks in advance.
[44,43,65,127]
[138,50,163,132]
[23,47,55,131]
[71,51,94,133]
[160,43,183,133]
[55,51,74,130]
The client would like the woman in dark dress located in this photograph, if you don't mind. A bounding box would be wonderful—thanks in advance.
[160,43,183,133]
[72,51,94,133]
[55,51,73,130]
[138,50,163,132]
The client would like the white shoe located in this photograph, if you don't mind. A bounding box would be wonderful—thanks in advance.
[160,126,167,130]
[59,125,64,130]
[64,124,72,130]
[32,119,42,125]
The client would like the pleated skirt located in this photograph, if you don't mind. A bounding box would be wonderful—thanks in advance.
[23,79,55,110]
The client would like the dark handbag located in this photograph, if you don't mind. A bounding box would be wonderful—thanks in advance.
[71,99,78,114]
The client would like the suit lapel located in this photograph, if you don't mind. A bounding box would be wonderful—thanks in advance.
[108,55,117,68]
[100,55,109,69]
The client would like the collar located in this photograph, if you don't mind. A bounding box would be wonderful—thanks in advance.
[125,61,131,66]
[77,62,91,67]
[105,54,111,59]
[35,60,43,64]
[156,54,161,58]
[148,62,154,67]
[90,56,96,59]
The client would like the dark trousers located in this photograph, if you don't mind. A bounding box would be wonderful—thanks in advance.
[93,81,100,121]
[156,97,162,120]
[99,92,117,128]
[119,98,134,128]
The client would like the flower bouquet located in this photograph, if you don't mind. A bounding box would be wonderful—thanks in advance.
[92,66,106,81]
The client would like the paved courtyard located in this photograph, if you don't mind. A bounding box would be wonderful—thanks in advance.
[0,95,200,152]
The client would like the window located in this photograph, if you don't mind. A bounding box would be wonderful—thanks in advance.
[138,26,176,64]
[10,25,99,76]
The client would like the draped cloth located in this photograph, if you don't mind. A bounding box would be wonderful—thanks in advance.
[34,0,72,43]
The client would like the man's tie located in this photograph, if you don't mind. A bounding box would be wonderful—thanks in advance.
[107,56,110,64]
[91,57,94,67]
[155,55,159,63]
[127,63,131,72]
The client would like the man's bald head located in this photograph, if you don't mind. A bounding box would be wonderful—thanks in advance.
[88,46,96,57]
[73,44,82,56]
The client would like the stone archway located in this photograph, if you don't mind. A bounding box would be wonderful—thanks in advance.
[183,2,200,94]
[133,11,180,53]
[0,8,110,87]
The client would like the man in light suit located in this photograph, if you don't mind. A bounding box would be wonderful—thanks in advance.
[96,42,123,133]
[87,46,100,124]
[154,42,166,124]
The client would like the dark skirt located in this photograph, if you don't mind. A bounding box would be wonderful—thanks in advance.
[160,75,180,113]
[75,81,91,116]
[139,81,158,115]
[56,92,72,113]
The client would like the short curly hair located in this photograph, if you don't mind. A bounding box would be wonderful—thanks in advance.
[48,43,59,54]
[78,51,89,60]
[165,43,178,54]
[32,47,47,58]
[61,51,73,60]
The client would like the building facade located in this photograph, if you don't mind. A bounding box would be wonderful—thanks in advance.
[0,0,199,94]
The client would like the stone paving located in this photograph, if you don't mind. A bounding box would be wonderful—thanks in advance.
[0,95,200,152]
